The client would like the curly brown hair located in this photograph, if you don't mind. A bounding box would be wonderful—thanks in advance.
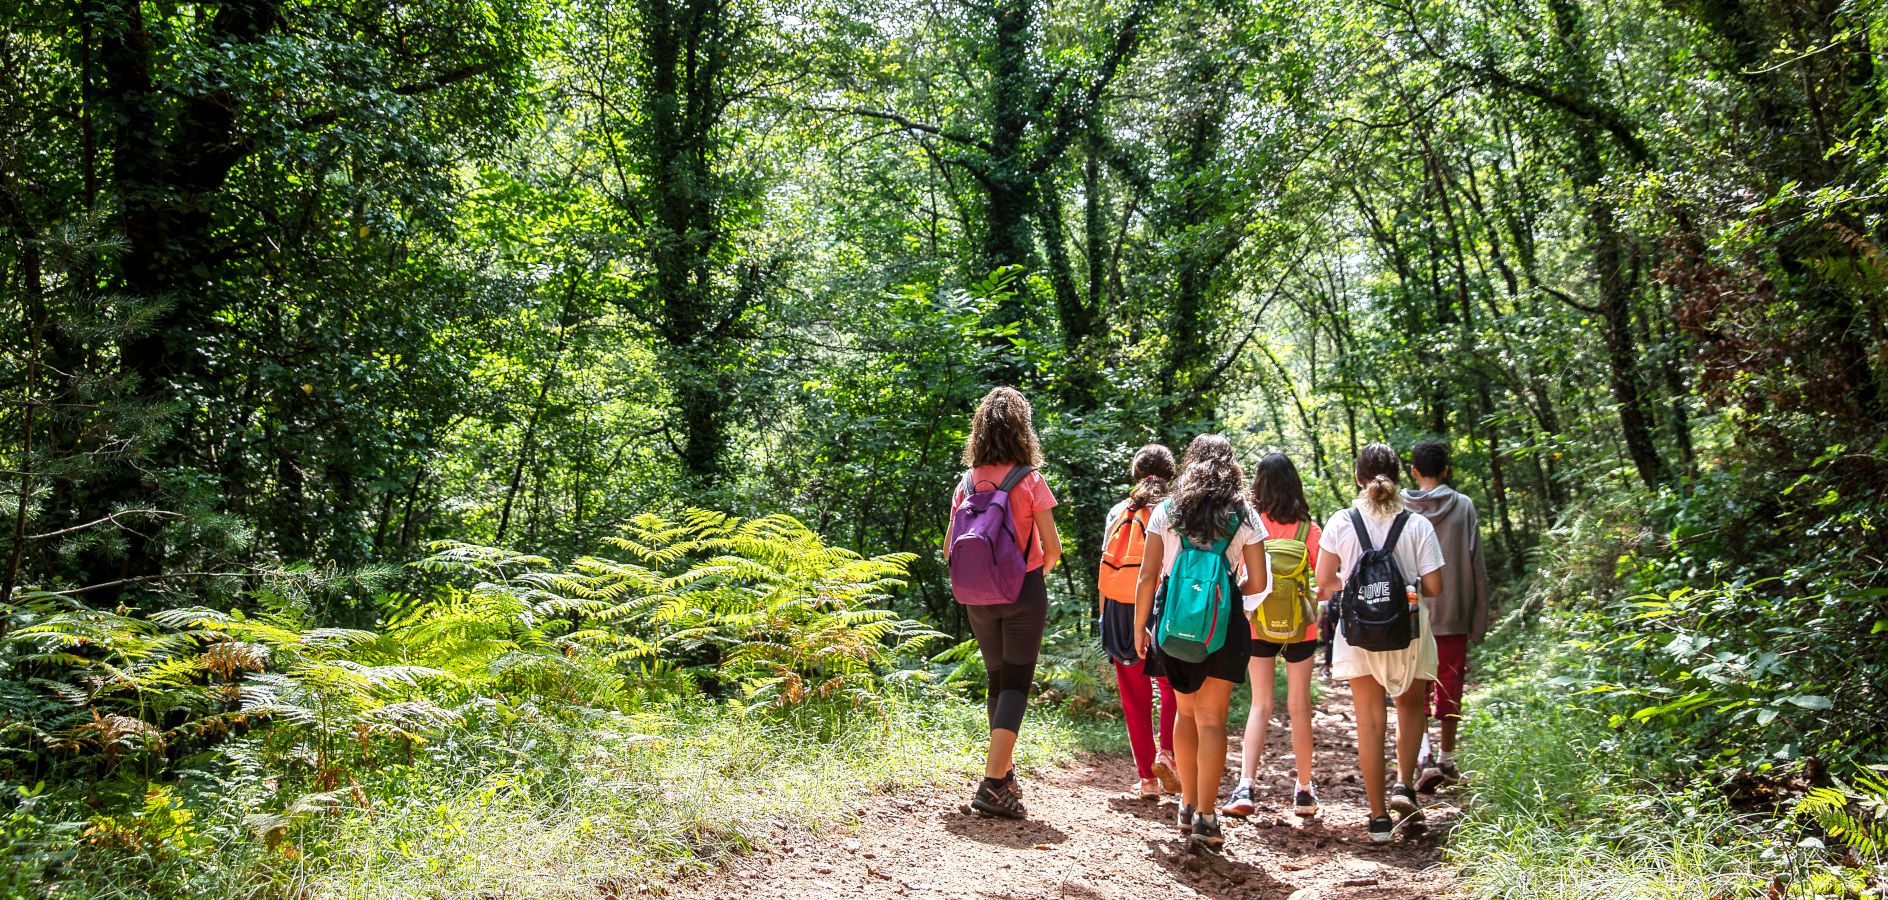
[1170,434,1249,543]
[962,386,1044,468]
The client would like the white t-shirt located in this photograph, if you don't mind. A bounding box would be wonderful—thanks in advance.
[1321,498,1445,589]
[1104,499,1133,546]
[1323,498,1446,694]
[1146,500,1271,610]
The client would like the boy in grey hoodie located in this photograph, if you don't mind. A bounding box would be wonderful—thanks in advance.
[1403,440,1490,790]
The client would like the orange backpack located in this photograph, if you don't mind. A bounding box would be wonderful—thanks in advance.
[1098,503,1154,603]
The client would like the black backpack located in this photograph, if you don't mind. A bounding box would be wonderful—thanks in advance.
[1337,509,1417,652]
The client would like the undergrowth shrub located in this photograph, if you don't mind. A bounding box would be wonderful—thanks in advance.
[0,509,1019,898]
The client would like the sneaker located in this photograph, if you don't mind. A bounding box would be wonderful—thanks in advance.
[1176,803,1195,835]
[1388,782,1423,822]
[1219,783,1256,817]
[1438,760,1461,784]
[1138,777,1162,799]
[1367,814,1393,843]
[1189,811,1224,850]
[969,777,1026,819]
[1151,752,1181,794]
[1414,766,1446,794]
[1292,784,1321,818]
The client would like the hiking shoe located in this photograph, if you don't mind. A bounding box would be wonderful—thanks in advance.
[1414,766,1446,794]
[1389,782,1423,822]
[1438,760,1461,784]
[1138,777,1162,799]
[969,777,1026,819]
[1176,803,1195,835]
[1189,811,1225,851]
[1219,783,1256,817]
[1003,768,1021,798]
[1152,752,1181,794]
[1367,814,1394,843]
[1292,784,1321,818]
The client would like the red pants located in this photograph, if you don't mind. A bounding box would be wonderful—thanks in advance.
[1113,659,1176,779]
[1430,634,1469,723]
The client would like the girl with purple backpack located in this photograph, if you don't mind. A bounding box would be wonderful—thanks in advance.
[946,387,1063,818]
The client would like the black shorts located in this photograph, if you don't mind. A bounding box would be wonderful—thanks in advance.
[1251,637,1317,663]
[1143,620,1250,694]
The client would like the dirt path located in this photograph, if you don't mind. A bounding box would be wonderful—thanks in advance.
[673,680,1460,900]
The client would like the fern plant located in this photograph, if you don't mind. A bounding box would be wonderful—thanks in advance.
[415,510,943,711]
[1797,766,1888,861]
[0,590,450,785]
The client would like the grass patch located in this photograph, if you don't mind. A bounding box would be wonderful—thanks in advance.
[291,691,1114,899]
[1447,634,1796,899]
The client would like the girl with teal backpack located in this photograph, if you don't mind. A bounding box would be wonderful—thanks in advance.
[1132,434,1271,852]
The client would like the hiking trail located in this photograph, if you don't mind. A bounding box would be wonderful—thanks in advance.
[671,680,1461,900]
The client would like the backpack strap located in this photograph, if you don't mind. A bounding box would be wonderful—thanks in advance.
[1382,511,1410,555]
[997,464,1034,493]
[1349,509,1375,552]
[1293,520,1310,543]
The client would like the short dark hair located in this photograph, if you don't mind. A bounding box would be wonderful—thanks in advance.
[1410,440,1451,479]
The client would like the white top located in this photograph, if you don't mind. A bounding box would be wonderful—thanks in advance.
[1320,498,1446,588]
[1104,499,1133,546]
[1147,500,1271,610]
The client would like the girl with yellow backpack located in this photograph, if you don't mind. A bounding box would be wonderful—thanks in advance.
[1220,452,1324,820]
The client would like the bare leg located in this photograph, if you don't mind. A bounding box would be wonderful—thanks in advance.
[1174,689,1199,808]
[1393,680,1430,785]
[1188,678,1237,813]
[1240,656,1276,783]
[985,728,1018,779]
[1440,717,1459,755]
[1350,676,1389,817]
[1285,656,1316,787]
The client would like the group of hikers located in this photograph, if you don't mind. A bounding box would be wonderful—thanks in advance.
[944,386,1491,850]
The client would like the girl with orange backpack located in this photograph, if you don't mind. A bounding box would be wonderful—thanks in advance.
[1098,444,1182,799]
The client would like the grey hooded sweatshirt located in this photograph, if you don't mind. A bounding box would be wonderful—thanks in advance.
[1401,484,1491,642]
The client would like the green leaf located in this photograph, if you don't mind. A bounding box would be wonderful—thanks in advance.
[1783,695,1833,710]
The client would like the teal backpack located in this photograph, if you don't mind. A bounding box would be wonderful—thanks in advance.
[1155,502,1243,663]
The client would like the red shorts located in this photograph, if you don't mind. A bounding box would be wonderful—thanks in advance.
[1430,634,1469,722]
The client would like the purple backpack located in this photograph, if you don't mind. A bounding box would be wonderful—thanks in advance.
[947,465,1036,605]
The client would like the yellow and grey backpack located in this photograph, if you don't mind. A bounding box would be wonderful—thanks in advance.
[1252,520,1314,642]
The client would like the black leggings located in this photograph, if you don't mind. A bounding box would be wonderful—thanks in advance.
[964,568,1049,734]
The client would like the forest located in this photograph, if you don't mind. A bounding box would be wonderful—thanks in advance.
[1,0,1884,896]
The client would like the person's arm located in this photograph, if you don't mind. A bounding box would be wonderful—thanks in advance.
[1420,566,1444,599]
[1315,549,1344,600]
[1238,541,1271,595]
[1034,508,1062,573]
[1132,534,1167,659]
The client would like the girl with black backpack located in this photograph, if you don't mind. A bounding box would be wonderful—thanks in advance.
[1313,443,1446,843]
[1131,434,1271,851]
[1097,444,1182,799]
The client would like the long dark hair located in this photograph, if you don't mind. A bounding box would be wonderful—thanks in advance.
[1128,444,1176,506]
[1170,434,1248,543]
[962,386,1043,468]
[1354,442,1404,515]
[1250,452,1312,525]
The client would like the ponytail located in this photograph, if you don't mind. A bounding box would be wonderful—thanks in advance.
[1354,442,1404,516]
[1127,443,1177,507]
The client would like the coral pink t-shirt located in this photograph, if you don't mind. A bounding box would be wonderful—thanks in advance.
[1251,512,1323,641]
[950,464,1058,572]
